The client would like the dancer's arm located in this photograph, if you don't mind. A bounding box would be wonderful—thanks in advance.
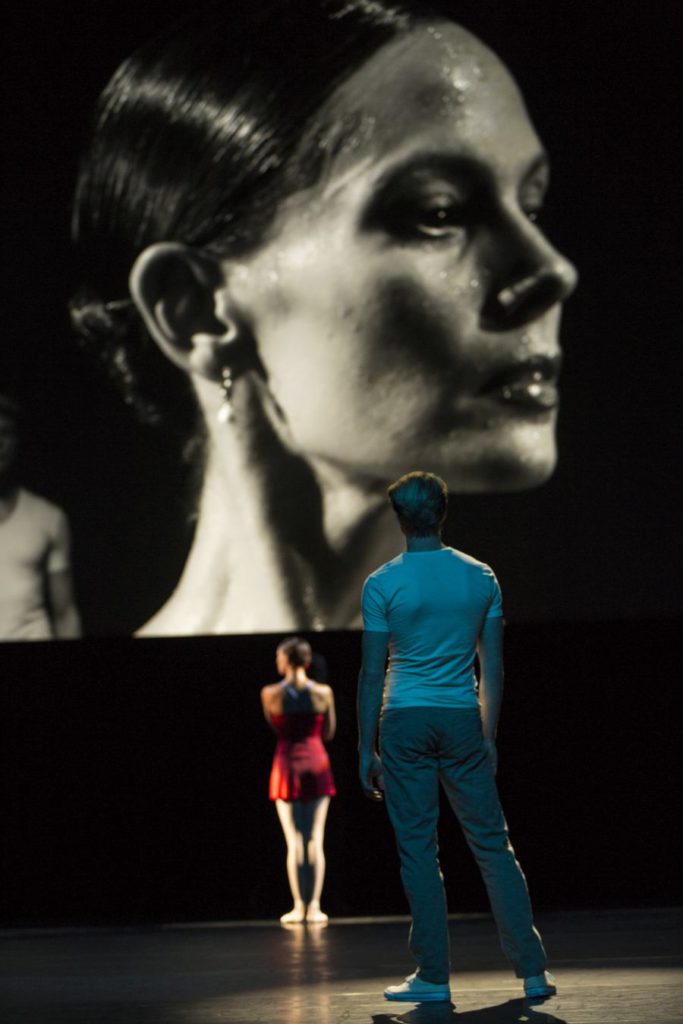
[260,684,280,730]
[46,512,81,639]
[322,685,336,741]
[47,569,81,639]
[477,616,504,773]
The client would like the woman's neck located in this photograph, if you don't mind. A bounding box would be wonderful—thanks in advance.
[138,443,401,635]
[284,667,309,689]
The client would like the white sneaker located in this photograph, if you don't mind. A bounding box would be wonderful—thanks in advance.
[524,971,557,998]
[384,972,452,1002]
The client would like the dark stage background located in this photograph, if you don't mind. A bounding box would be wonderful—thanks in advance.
[2,1,682,925]
[3,621,681,926]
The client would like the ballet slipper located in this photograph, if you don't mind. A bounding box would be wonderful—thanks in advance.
[305,903,328,924]
[280,906,306,925]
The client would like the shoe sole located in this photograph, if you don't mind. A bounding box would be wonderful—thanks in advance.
[384,991,451,1002]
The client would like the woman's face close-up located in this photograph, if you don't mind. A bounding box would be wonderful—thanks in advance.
[227,22,578,492]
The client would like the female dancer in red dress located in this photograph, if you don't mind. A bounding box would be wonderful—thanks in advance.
[261,637,336,924]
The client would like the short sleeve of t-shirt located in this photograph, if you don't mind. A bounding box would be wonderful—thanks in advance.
[485,568,503,619]
[361,575,389,631]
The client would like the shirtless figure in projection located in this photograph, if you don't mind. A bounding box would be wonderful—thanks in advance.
[0,395,81,640]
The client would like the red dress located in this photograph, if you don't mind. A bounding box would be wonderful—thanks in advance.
[269,712,336,802]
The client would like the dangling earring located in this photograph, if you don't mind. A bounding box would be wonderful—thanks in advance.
[217,365,234,423]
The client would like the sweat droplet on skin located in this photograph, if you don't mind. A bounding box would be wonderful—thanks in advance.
[439,73,466,106]
[339,113,378,156]
[515,337,533,358]
[440,40,488,105]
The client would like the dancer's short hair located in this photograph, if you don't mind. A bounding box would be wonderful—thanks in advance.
[388,471,448,537]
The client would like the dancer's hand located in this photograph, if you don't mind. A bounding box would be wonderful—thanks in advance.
[483,737,498,775]
[359,750,385,801]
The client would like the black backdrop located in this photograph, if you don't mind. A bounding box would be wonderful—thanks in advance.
[3,621,681,925]
[1,1,682,925]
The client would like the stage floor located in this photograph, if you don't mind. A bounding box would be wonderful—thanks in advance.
[1,907,681,1023]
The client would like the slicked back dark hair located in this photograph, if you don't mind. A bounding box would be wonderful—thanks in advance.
[70,0,432,432]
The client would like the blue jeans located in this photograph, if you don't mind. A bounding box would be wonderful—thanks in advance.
[379,706,547,984]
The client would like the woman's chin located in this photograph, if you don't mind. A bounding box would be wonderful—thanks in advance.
[321,427,557,494]
[478,458,556,493]
[447,453,557,493]
[426,433,558,494]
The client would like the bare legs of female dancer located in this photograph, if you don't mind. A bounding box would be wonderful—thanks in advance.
[276,796,330,924]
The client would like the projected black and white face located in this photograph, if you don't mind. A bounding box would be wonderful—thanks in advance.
[62,16,582,637]
[226,23,577,492]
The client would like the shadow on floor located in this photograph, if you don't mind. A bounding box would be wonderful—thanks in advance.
[373,997,567,1024]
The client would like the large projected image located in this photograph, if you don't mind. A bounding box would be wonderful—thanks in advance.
[2,1,679,639]
[66,3,575,637]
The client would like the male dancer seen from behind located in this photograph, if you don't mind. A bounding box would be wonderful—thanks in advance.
[357,470,555,1004]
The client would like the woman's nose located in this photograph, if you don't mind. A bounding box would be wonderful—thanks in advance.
[480,217,578,332]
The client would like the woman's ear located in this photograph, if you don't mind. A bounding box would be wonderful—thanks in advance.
[129,242,240,380]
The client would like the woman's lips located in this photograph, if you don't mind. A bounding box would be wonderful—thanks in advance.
[479,356,560,411]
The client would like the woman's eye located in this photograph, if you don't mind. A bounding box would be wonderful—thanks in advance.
[520,180,548,224]
[414,200,466,237]
[365,183,470,242]
[378,194,467,240]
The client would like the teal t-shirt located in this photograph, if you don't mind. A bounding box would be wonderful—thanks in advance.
[361,546,503,709]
